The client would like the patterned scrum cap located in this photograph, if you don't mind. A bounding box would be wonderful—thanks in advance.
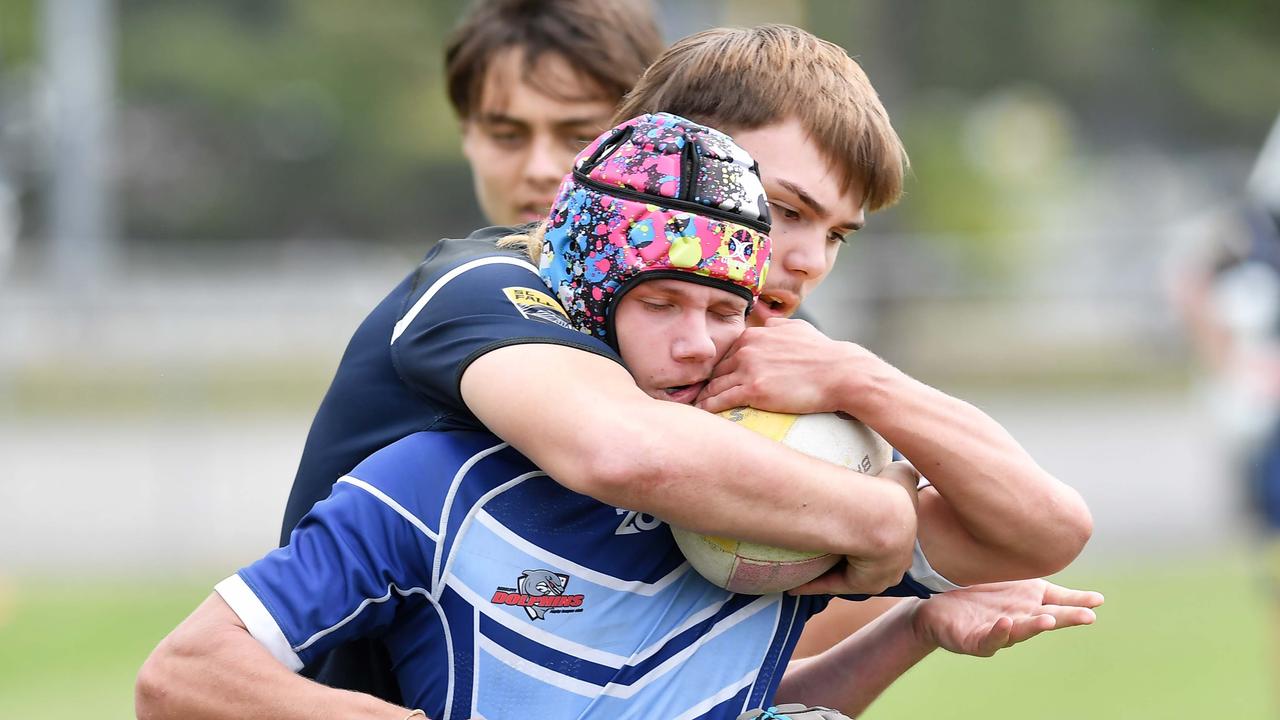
[538,112,772,343]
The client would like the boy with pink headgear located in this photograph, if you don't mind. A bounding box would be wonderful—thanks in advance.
[139,114,956,720]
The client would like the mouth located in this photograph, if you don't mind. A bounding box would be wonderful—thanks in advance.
[755,290,798,317]
[661,380,707,404]
[518,200,555,223]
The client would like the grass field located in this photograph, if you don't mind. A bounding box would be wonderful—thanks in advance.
[0,550,1272,719]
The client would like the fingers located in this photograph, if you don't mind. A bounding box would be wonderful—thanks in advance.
[1040,583,1105,609]
[696,383,749,414]
[1003,613,1057,648]
[787,561,897,597]
[1039,604,1097,629]
[877,461,920,483]
[973,616,1015,657]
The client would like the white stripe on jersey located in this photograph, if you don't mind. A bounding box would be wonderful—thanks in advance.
[338,475,439,542]
[668,667,761,720]
[390,255,540,343]
[471,593,778,697]
[473,510,690,595]
[448,577,632,667]
[294,583,431,653]
[744,595,801,709]
[434,462,538,596]
[216,574,303,671]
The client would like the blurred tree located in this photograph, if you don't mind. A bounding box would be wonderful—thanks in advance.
[0,0,37,63]
[5,0,1279,248]
[116,0,482,243]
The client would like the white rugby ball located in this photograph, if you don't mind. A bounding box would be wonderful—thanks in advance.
[671,407,892,595]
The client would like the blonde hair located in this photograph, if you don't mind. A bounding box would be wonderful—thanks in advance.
[496,223,546,264]
[615,25,907,211]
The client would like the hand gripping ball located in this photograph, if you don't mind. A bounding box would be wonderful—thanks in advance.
[671,407,892,594]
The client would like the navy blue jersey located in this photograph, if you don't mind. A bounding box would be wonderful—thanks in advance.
[279,227,623,699]
[282,226,623,546]
[225,431,943,719]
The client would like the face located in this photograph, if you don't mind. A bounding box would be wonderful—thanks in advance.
[729,118,867,326]
[460,48,618,226]
[614,279,749,404]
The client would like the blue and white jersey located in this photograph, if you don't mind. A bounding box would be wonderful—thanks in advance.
[221,431,942,719]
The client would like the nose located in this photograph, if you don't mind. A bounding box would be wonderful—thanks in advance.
[524,134,569,189]
[671,312,717,363]
[777,229,826,280]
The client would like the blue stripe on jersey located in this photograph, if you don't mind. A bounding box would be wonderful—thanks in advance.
[746,594,804,709]
[250,430,880,718]
[481,475,689,583]
[446,510,734,657]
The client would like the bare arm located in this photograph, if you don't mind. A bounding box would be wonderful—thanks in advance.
[461,343,918,593]
[697,319,1093,585]
[136,594,413,720]
[776,579,1103,716]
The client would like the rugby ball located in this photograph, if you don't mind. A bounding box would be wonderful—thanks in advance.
[671,407,892,594]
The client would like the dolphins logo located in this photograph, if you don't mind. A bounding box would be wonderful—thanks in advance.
[517,569,570,620]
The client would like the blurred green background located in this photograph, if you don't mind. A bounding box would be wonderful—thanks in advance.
[2,0,1279,717]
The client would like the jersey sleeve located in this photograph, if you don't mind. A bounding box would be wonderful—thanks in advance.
[390,254,623,410]
[215,479,434,671]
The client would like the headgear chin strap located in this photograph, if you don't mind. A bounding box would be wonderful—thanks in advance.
[539,112,772,344]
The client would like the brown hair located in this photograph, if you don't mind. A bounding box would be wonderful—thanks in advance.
[615,25,907,211]
[445,0,664,119]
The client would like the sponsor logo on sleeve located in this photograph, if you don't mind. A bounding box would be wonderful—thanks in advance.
[490,569,585,620]
[503,287,575,331]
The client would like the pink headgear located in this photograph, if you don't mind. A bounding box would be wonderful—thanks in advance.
[538,113,772,343]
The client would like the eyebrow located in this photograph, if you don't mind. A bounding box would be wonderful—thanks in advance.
[643,283,748,311]
[776,178,865,232]
[476,111,610,130]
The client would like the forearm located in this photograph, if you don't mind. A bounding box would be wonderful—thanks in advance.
[594,398,917,556]
[842,359,1091,578]
[776,599,935,716]
[465,345,917,562]
[136,595,411,720]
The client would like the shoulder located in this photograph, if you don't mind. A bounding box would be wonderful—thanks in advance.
[394,226,571,339]
[414,225,535,285]
[348,430,538,503]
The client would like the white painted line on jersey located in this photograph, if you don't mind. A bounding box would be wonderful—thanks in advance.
[449,578,631,667]
[744,596,795,710]
[478,633,606,698]
[338,475,439,542]
[431,442,520,592]
[611,594,777,696]
[474,595,775,700]
[429,593,457,720]
[293,583,430,653]
[391,255,540,344]
[215,574,304,672]
[669,667,761,720]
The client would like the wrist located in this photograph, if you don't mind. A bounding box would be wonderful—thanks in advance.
[834,342,898,420]
[901,597,941,654]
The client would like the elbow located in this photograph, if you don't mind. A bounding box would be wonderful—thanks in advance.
[845,488,918,571]
[136,639,179,719]
[1026,487,1094,577]
[1055,491,1094,568]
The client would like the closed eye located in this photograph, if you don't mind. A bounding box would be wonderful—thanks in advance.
[768,201,801,221]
